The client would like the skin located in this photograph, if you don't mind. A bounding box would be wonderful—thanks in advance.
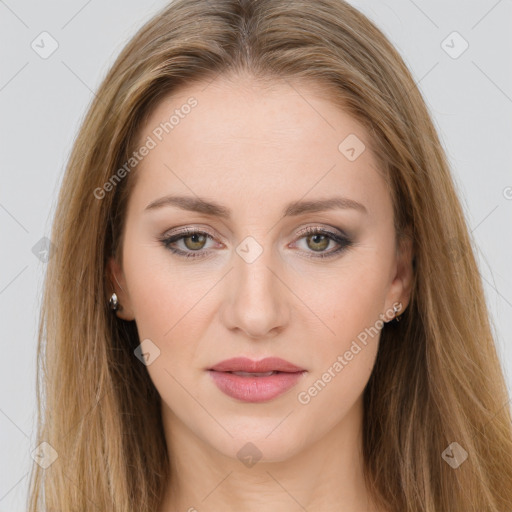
[108,72,413,512]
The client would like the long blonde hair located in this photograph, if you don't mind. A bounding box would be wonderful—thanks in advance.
[28,0,512,510]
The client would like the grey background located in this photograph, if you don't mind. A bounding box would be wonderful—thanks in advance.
[1,1,511,510]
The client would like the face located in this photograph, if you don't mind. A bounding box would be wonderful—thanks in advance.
[108,73,412,463]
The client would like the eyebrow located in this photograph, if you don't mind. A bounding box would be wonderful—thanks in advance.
[144,194,367,218]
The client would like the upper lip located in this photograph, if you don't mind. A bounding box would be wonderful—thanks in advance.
[208,357,305,373]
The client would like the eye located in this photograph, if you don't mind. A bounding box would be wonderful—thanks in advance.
[158,226,352,260]
[159,228,218,259]
[291,226,352,259]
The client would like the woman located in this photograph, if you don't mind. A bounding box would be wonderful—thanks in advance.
[28,0,512,511]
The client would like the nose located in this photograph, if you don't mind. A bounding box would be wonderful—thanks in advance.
[220,242,290,340]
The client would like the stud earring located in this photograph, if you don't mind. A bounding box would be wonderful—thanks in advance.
[109,292,120,311]
[393,302,403,322]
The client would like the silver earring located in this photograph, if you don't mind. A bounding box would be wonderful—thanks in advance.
[109,292,119,311]
[393,302,403,322]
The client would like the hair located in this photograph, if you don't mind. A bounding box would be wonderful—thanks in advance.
[28,0,512,511]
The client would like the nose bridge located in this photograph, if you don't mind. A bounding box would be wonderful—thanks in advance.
[237,244,277,299]
[223,233,289,338]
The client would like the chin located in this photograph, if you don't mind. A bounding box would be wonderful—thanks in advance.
[194,412,314,465]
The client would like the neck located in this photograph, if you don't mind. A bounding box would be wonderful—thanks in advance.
[157,396,381,512]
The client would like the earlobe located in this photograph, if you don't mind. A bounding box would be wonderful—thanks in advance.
[106,256,135,321]
[395,234,414,312]
[385,234,414,320]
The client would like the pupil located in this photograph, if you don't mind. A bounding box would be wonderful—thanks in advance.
[309,234,328,251]
[185,233,206,250]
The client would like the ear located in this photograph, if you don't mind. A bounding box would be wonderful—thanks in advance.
[384,233,414,321]
[106,256,135,321]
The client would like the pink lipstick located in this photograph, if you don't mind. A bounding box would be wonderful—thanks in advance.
[207,357,306,403]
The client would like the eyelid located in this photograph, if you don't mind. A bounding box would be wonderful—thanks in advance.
[161,224,348,244]
[162,225,222,243]
[158,223,354,262]
[294,225,348,239]
[164,225,214,236]
[288,225,351,257]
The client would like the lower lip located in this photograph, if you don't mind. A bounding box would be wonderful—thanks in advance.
[208,370,305,403]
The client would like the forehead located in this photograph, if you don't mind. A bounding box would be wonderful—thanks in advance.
[128,75,388,217]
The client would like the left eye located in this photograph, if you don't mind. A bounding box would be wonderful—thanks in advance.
[294,231,339,254]
[291,227,352,259]
[160,227,352,260]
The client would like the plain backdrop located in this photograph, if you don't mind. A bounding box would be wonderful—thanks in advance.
[1,1,511,510]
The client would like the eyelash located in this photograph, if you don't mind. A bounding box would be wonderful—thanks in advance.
[158,226,352,260]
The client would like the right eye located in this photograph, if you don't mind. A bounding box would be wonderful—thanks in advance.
[159,228,219,259]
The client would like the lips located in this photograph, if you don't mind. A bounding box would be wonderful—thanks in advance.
[207,357,306,403]
[208,357,305,373]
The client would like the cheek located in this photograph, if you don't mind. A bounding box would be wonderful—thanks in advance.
[295,282,384,422]
[308,259,391,348]
[123,239,213,341]
[295,258,390,403]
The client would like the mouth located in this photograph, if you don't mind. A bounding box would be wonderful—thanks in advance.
[207,357,306,403]
[208,356,305,373]
[224,370,282,377]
